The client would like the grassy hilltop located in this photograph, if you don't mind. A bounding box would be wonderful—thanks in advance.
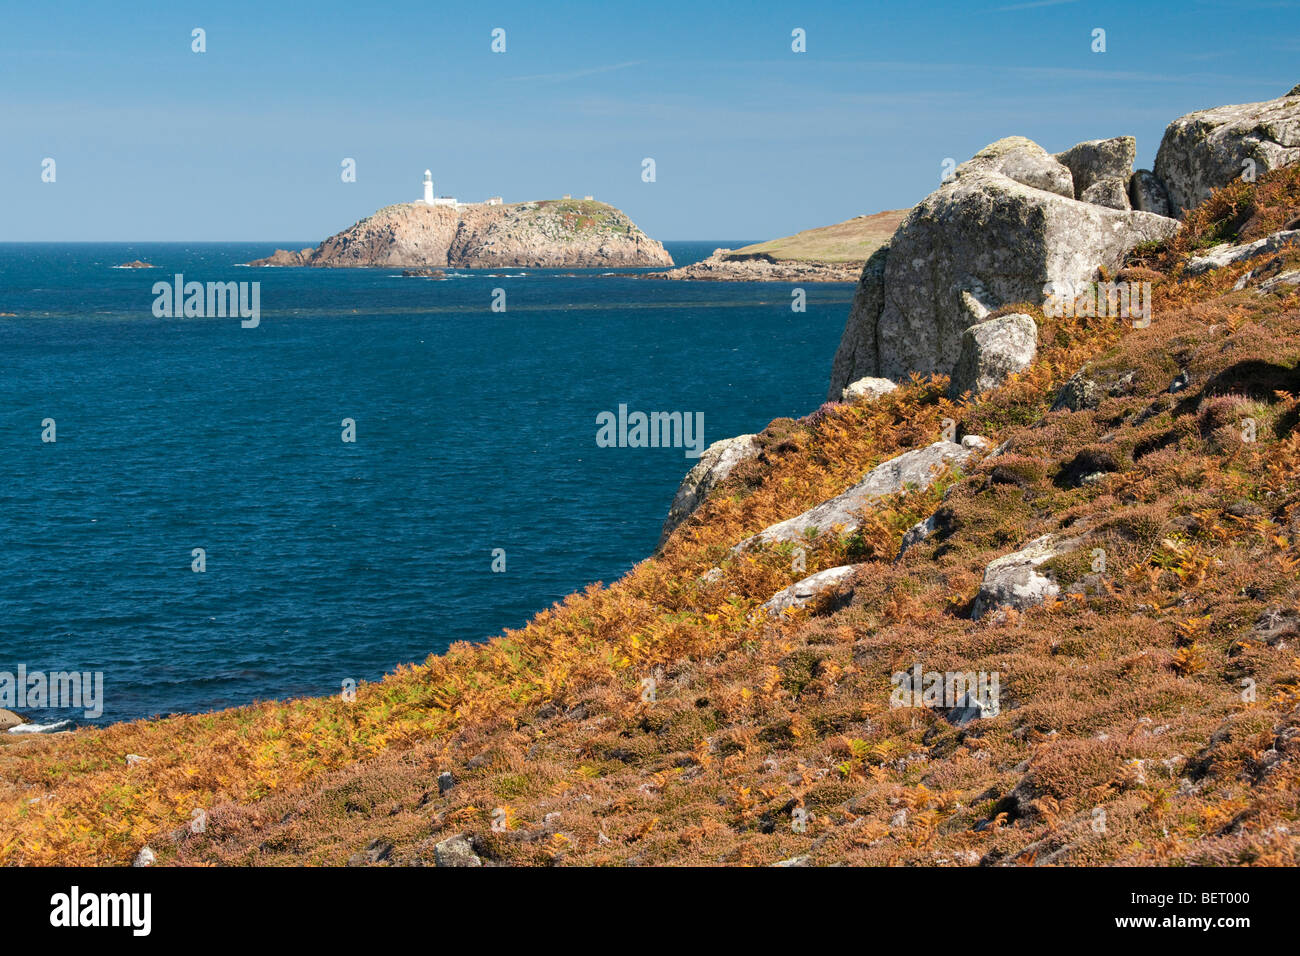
[724,209,910,263]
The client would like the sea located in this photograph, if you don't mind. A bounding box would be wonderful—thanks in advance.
[0,241,855,726]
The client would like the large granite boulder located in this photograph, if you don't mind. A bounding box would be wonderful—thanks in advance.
[659,434,760,549]
[1080,178,1131,211]
[949,313,1039,398]
[0,708,23,732]
[964,137,1075,198]
[434,834,482,867]
[735,439,978,550]
[828,243,891,400]
[1055,136,1136,202]
[827,138,1178,398]
[1154,86,1300,218]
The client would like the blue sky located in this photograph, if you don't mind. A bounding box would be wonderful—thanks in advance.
[1,0,1296,241]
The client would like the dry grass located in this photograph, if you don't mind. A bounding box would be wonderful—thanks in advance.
[727,209,910,263]
[4,170,1300,867]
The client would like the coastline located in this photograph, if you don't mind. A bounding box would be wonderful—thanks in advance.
[639,250,863,282]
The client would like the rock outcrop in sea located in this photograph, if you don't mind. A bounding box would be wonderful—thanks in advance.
[247,198,673,269]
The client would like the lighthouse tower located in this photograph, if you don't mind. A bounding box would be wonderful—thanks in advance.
[421,170,435,205]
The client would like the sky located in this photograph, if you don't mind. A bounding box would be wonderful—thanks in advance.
[1,0,1297,242]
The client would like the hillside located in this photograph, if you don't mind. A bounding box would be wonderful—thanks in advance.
[643,209,909,282]
[4,91,1300,868]
[729,209,909,263]
[247,198,673,269]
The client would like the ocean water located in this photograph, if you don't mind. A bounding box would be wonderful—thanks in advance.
[0,242,855,725]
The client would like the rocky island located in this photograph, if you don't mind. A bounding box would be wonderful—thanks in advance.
[247,194,673,270]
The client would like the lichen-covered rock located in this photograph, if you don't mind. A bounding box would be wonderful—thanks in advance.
[658,434,760,549]
[1185,229,1300,275]
[735,440,975,550]
[1051,368,1102,412]
[841,376,898,403]
[949,313,1038,398]
[827,138,1177,396]
[1055,137,1137,198]
[1050,364,1137,412]
[1080,177,1131,211]
[434,834,482,867]
[964,137,1075,198]
[760,565,861,615]
[972,534,1081,620]
[1154,87,1300,218]
[1259,269,1300,294]
[1129,169,1173,217]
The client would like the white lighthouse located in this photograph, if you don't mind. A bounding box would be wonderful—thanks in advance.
[421,169,435,205]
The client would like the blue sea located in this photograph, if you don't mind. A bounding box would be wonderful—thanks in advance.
[0,242,854,726]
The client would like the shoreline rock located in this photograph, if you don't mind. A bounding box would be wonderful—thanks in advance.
[659,434,760,549]
[641,250,862,282]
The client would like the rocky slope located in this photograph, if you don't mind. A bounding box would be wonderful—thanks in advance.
[3,88,1300,869]
[828,85,1300,399]
[247,198,673,269]
[644,210,907,282]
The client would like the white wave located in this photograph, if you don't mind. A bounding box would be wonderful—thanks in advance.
[8,720,72,734]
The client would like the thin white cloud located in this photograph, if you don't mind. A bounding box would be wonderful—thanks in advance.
[992,0,1080,10]
[504,61,645,84]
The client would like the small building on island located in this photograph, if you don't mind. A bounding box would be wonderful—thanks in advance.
[416,170,504,209]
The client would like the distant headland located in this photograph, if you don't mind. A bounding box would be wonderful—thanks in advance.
[642,209,910,282]
[246,169,673,269]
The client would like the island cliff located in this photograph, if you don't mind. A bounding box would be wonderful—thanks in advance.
[247,198,673,269]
